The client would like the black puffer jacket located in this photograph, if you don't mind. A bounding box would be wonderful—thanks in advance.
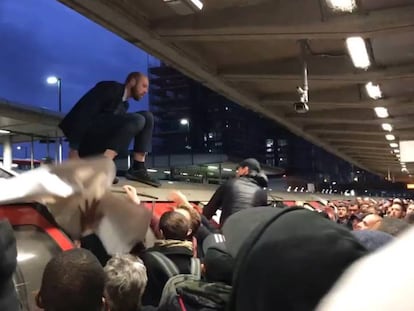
[203,173,268,226]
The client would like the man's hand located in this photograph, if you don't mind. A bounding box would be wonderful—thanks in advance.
[78,199,102,234]
[168,190,191,207]
[123,185,141,205]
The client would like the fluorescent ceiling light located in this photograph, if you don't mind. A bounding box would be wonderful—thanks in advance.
[365,82,382,99]
[385,134,395,141]
[326,0,356,12]
[394,149,400,154]
[163,170,171,174]
[147,169,158,173]
[223,168,233,172]
[0,129,11,134]
[189,0,203,10]
[207,165,218,170]
[374,107,389,118]
[390,143,398,148]
[382,123,393,132]
[346,37,371,69]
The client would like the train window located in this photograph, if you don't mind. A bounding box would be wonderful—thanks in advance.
[13,225,61,311]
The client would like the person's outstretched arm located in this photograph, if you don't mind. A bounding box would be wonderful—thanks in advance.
[203,185,226,220]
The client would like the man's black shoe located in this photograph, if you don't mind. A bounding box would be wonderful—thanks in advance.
[125,168,161,187]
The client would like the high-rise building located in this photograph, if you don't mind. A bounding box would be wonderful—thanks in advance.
[148,63,374,185]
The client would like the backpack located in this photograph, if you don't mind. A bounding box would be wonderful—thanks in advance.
[141,251,201,306]
[146,251,202,279]
[158,274,232,311]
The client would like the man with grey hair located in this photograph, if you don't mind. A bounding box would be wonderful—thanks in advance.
[104,254,157,311]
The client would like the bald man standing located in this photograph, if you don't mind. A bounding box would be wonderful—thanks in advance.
[59,72,160,187]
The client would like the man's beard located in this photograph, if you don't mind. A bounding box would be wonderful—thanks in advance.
[133,93,142,100]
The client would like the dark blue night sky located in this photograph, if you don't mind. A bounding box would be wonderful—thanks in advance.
[0,0,152,159]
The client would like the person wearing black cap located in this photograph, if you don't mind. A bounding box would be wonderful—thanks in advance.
[202,158,268,227]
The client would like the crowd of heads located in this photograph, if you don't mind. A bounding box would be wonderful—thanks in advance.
[1,183,414,311]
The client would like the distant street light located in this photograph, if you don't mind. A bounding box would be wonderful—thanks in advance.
[16,145,28,158]
[46,75,63,163]
[179,119,191,149]
[46,76,62,112]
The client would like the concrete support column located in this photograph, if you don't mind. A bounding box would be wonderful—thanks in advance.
[2,136,12,170]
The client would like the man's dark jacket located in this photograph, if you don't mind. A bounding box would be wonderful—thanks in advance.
[203,172,268,226]
[59,81,126,148]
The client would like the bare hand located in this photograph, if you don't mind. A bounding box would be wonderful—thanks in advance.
[78,199,102,232]
[168,190,190,206]
[123,185,141,205]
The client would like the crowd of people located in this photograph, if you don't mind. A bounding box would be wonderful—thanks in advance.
[2,168,414,310]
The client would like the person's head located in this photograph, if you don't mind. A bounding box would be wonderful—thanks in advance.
[356,214,382,231]
[236,158,261,177]
[125,72,149,101]
[176,205,201,237]
[104,255,148,311]
[36,249,105,311]
[348,204,359,216]
[389,203,405,219]
[367,204,379,215]
[406,204,414,216]
[359,203,370,213]
[159,211,191,240]
[337,206,348,219]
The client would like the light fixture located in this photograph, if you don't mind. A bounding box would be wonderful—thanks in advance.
[163,170,171,174]
[385,134,395,141]
[223,168,233,172]
[326,0,356,12]
[189,0,203,10]
[365,82,382,99]
[0,129,11,134]
[180,118,189,125]
[163,0,203,15]
[374,107,389,118]
[147,169,158,173]
[46,76,60,85]
[382,123,393,132]
[207,165,218,170]
[394,149,400,154]
[346,37,371,69]
[390,142,398,148]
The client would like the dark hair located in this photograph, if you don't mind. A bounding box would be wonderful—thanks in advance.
[38,249,105,311]
[176,204,201,236]
[159,211,190,240]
